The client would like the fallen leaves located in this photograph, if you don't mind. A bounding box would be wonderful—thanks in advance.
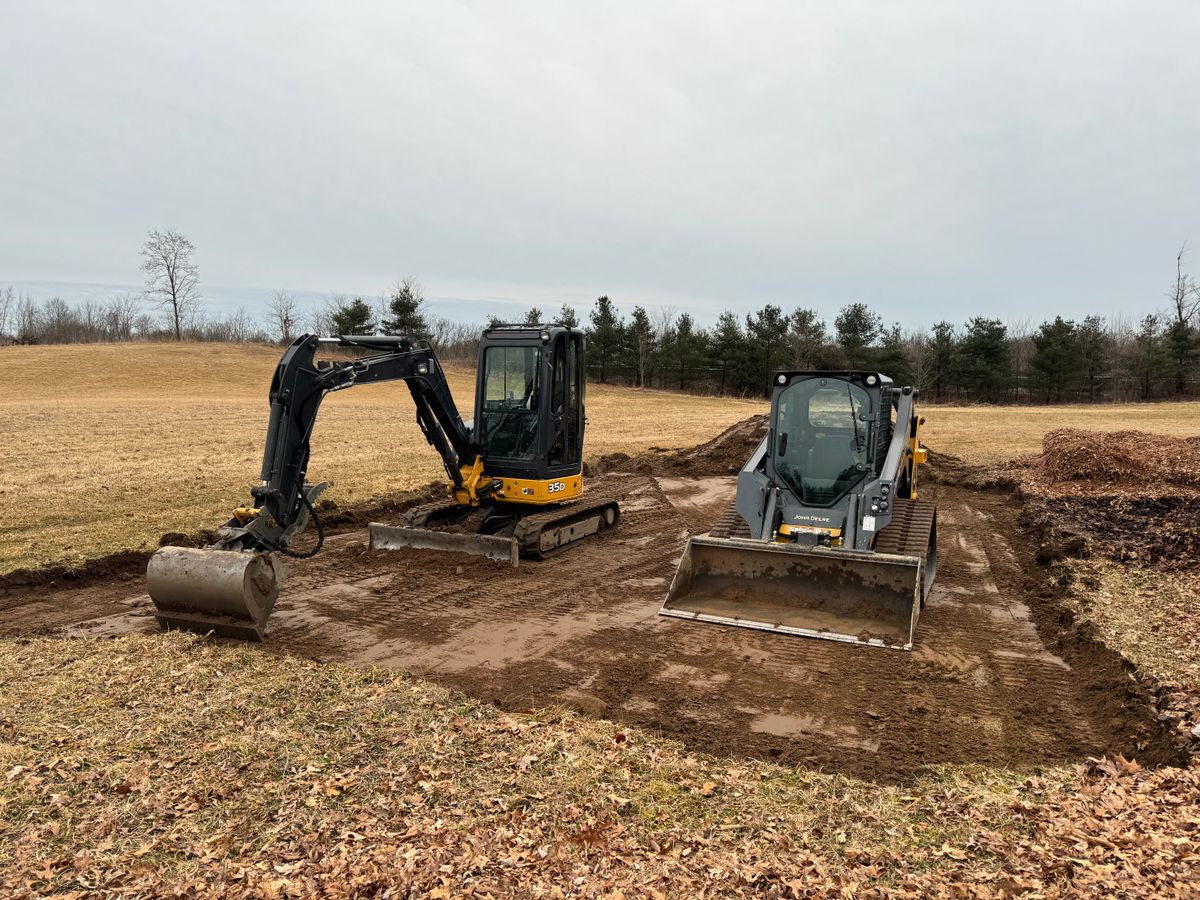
[1,632,1198,898]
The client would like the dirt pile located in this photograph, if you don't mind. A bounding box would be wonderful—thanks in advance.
[1020,429,1200,572]
[594,414,768,477]
[1040,428,1200,493]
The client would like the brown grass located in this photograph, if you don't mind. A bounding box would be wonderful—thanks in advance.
[921,401,1200,466]
[3,632,1196,897]
[0,343,759,573]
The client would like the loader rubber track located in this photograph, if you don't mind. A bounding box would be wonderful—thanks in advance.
[873,498,937,557]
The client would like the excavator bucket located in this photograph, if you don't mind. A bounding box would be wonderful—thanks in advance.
[147,547,283,641]
[660,536,925,650]
[368,523,520,566]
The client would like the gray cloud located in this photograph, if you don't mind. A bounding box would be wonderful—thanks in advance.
[2,1,1198,327]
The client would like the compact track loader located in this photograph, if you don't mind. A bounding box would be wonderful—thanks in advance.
[147,325,618,639]
[661,372,936,650]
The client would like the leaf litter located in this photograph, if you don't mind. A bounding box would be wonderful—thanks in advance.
[0,633,1197,897]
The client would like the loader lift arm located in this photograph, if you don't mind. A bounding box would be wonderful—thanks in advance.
[216,333,483,556]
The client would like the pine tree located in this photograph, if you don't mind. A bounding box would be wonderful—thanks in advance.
[331,297,377,335]
[953,317,1010,402]
[381,277,428,337]
[1031,316,1082,402]
[929,321,958,401]
[742,305,790,396]
[1077,315,1112,402]
[586,296,624,383]
[557,304,579,328]
[788,308,828,369]
[834,303,882,368]
[710,311,744,395]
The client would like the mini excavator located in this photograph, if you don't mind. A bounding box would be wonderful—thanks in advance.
[661,371,937,650]
[147,325,619,639]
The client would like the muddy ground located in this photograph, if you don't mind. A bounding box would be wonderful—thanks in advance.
[1,451,1182,783]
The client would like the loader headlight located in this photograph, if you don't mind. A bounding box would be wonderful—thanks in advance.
[881,484,890,496]
[416,362,429,375]
[866,374,878,385]
[777,374,788,385]
[870,501,880,513]
[540,331,551,343]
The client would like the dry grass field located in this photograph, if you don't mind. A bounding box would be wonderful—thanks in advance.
[0,342,760,573]
[3,340,1198,574]
[922,401,1200,465]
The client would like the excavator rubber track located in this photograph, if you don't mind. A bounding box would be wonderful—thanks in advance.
[512,493,621,559]
[662,497,936,650]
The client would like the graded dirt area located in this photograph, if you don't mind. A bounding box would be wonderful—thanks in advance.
[0,459,1180,782]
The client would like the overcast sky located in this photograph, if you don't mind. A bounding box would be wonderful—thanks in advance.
[2,1,1199,327]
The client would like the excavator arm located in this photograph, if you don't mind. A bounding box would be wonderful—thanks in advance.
[222,334,480,555]
[147,333,482,639]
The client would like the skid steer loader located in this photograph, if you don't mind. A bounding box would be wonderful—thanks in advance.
[147,325,619,640]
[660,372,936,650]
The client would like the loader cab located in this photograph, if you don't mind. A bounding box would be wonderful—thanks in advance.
[768,372,892,508]
[475,324,586,490]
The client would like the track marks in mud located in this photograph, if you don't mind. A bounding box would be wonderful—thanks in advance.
[0,473,1183,782]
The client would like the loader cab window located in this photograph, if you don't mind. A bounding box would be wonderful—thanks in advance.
[481,345,541,459]
[773,379,871,507]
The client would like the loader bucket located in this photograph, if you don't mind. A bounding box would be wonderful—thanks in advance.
[660,536,924,650]
[368,523,520,566]
[147,547,282,641]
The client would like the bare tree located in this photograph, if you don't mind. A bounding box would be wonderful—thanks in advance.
[140,229,200,340]
[310,295,344,335]
[0,286,14,338]
[1167,243,1200,394]
[902,329,934,392]
[227,306,255,342]
[15,294,40,342]
[105,294,141,341]
[268,289,299,344]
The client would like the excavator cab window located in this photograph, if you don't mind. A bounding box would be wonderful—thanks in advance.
[480,345,542,460]
[546,332,585,468]
[773,378,872,507]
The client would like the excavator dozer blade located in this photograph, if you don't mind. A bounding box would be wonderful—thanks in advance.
[660,536,924,650]
[146,547,283,641]
[368,523,520,566]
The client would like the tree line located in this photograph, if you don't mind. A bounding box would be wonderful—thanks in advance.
[572,291,1199,402]
[2,229,1198,402]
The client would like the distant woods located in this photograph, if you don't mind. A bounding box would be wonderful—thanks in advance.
[576,296,1200,403]
[2,233,1198,403]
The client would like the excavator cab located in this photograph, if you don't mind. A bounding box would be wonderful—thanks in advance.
[474,326,585,497]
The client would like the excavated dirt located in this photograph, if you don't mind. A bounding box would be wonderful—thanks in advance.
[592,414,769,477]
[0,454,1184,781]
[1016,429,1200,572]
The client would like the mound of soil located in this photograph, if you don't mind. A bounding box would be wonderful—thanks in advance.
[1041,428,1200,492]
[1020,429,1200,572]
[594,414,769,477]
